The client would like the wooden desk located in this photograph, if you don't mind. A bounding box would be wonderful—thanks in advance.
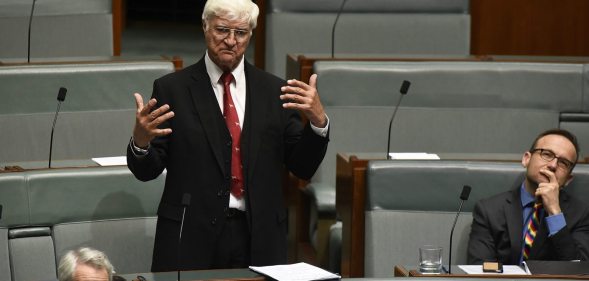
[118,268,263,281]
[394,265,589,280]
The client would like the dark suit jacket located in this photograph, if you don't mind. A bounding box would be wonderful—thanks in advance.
[467,180,589,265]
[127,58,329,271]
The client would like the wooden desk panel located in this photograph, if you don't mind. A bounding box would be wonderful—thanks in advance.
[394,265,589,280]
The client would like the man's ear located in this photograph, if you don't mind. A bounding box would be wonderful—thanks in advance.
[522,151,531,168]
[202,20,207,32]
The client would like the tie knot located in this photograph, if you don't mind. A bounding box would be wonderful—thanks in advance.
[221,72,234,86]
[533,201,543,209]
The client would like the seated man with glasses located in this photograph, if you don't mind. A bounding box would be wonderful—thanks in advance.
[467,128,589,265]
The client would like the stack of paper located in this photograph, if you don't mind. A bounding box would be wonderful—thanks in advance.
[249,262,340,281]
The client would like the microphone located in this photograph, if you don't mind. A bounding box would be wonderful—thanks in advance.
[386,80,411,159]
[177,193,191,281]
[49,87,67,168]
[331,0,348,58]
[27,0,38,63]
[448,185,471,274]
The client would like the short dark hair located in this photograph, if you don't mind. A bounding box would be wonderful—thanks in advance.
[529,128,580,169]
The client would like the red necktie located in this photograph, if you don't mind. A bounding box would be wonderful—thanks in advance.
[220,72,244,198]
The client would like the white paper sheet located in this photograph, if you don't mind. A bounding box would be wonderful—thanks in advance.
[249,262,340,281]
[458,265,530,275]
[388,152,440,160]
[92,156,127,166]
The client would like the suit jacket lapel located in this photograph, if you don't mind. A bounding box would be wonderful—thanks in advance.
[188,60,228,174]
[506,188,524,263]
[241,62,266,183]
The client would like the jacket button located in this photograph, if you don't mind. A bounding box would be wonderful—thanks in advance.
[217,190,223,197]
[211,218,217,225]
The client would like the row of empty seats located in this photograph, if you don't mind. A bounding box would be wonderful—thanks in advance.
[263,0,470,78]
[297,57,589,272]
[0,0,116,61]
[0,59,176,164]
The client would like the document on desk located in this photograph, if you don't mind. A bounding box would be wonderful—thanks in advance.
[249,262,340,281]
[458,265,530,275]
[92,156,127,166]
[388,153,440,160]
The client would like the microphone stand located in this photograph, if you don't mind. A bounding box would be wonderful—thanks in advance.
[331,0,348,58]
[448,201,465,274]
[178,193,191,281]
[386,80,411,159]
[49,100,64,168]
[448,185,471,274]
[27,0,37,63]
[49,87,67,168]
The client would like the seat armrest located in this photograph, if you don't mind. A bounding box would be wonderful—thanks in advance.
[306,182,337,216]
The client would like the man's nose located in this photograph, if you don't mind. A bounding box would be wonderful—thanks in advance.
[224,32,237,45]
[546,158,558,171]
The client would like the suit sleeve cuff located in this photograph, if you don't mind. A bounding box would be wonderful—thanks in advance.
[310,114,329,138]
[129,137,149,158]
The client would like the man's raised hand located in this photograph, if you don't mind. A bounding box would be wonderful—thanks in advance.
[132,93,174,148]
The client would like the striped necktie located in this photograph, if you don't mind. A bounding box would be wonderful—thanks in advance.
[522,201,543,260]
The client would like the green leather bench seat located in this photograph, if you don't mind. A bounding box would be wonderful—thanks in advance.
[0,61,175,163]
[0,166,165,281]
[0,0,113,60]
[313,59,589,273]
[265,0,470,78]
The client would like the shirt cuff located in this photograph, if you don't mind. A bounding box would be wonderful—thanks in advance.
[545,213,566,236]
[129,137,149,157]
[310,115,329,138]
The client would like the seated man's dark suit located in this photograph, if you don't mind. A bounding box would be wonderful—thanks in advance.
[467,180,589,265]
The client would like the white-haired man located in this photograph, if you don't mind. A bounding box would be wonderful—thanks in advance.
[58,247,114,281]
[127,0,329,272]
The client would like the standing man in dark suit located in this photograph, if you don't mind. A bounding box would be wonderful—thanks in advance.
[468,129,589,265]
[126,0,329,271]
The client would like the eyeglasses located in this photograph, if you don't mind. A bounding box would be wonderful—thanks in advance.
[132,275,146,281]
[530,148,575,171]
[210,26,251,42]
